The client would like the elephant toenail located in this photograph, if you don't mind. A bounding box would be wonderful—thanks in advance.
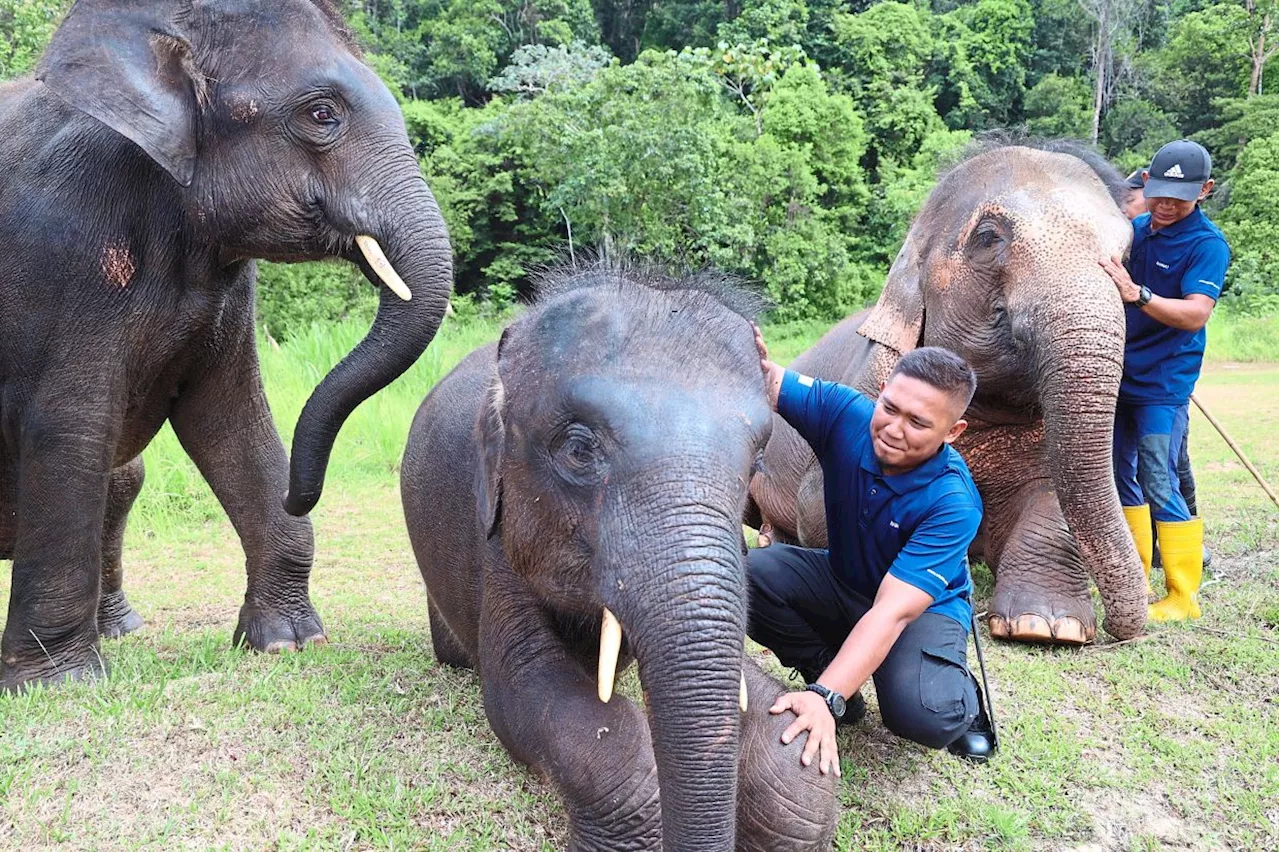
[265,640,297,654]
[302,634,328,648]
[1011,614,1053,640]
[1051,617,1090,645]
[988,615,1009,638]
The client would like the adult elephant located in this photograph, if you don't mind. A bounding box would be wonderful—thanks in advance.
[402,263,836,852]
[0,0,453,690]
[749,143,1147,646]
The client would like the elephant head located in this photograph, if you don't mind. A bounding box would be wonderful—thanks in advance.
[857,144,1146,640]
[478,266,773,849]
[36,0,452,515]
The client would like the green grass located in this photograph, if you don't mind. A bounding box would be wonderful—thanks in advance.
[0,312,1276,850]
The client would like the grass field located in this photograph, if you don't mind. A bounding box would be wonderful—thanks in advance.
[0,310,1276,850]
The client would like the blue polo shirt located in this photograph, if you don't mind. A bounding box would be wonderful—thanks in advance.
[1122,208,1230,405]
[777,370,982,630]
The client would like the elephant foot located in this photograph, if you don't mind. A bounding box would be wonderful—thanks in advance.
[98,589,145,639]
[988,584,1097,646]
[989,612,1093,645]
[233,599,327,653]
[0,648,107,693]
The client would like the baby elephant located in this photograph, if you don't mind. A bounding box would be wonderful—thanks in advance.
[402,263,836,852]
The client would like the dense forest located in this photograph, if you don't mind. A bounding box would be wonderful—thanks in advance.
[2,0,1276,334]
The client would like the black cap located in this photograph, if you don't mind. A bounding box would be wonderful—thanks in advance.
[1144,140,1212,201]
[1124,169,1145,190]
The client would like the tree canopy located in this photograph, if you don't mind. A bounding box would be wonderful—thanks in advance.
[2,0,1275,330]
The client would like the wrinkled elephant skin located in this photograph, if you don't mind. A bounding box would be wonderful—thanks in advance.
[402,264,836,851]
[749,144,1147,646]
[0,0,453,690]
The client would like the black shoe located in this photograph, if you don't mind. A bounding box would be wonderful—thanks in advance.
[947,698,997,763]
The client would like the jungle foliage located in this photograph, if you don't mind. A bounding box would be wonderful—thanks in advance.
[3,0,1276,329]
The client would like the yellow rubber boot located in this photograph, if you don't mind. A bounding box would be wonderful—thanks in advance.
[1122,505,1154,594]
[1150,518,1204,621]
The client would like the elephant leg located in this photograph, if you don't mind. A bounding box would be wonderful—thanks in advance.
[480,583,661,851]
[1,421,113,691]
[169,345,324,653]
[98,457,145,639]
[428,597,471,669]
[736,659,836,852]
[986,485,1095,645]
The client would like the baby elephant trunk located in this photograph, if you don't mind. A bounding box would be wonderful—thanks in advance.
[598,500,749,852]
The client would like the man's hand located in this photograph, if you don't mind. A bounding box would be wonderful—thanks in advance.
[770,689,841,777]
[751,322,785,410]
[1099,256,1141,303]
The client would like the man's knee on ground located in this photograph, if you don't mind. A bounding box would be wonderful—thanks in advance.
[881,700,971,750]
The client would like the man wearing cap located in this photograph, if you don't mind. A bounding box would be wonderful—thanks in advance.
[1119,167,1210,572]
[1100,140,1230,621]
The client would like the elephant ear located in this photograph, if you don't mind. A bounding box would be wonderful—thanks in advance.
[36,0,202,187]
[476,332,511,539]
[857,234,924,355]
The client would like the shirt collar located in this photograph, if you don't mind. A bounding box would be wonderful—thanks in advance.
[860,438,953,494]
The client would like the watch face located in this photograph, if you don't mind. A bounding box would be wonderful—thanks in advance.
[830,694,846,719]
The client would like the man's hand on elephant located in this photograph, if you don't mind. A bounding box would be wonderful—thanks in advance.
[1099,256,1141,303]
[750,323,785,410]
[771,690,841,777]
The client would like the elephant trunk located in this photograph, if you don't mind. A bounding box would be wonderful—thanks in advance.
[283,164,453,516]
[1032,286,1147,640]
[600,500,746,851]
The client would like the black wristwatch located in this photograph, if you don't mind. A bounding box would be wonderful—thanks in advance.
[805,683,847,720]
[1134,285,1153,308]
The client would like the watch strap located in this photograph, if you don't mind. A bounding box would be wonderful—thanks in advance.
[1135,285,1153,308]
[805,683,843,719]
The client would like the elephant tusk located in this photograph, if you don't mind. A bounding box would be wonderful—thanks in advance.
[598,608,622,703]
[355,235,412,301]
[740,672,748,713]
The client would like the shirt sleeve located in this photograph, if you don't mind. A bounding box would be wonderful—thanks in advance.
[1180,237,1230,300]
[775,370,868,457]
[886,493,981,601]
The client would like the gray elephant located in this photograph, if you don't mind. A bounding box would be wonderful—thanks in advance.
[401,263,836,852]
[749,143,1147,646]
[0,0,453,690]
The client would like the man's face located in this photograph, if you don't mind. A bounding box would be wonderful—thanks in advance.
[1121,187,1146,220]
[1142,173,1214,230]
[870,374,968,475]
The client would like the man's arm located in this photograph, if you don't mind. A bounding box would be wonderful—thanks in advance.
[1099,238,1228,332]
[752,323,864,454]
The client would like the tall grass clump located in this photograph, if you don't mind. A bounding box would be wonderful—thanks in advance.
[131,312,506,537]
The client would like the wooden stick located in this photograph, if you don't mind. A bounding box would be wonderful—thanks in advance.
[1190,392,1279,507]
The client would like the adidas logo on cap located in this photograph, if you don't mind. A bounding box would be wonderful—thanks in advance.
[1163,163,1185,179]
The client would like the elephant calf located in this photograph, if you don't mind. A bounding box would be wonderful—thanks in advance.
[402,262,836,852]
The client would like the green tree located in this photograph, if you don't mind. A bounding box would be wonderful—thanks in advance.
[1148,2,1253,133]
[1214,133,1279,313]
[0,0,68,80]
[1100,98,1177,159]
[934,0,1036,128]
[1024,73,1093,137]
[1193,92,1280,172]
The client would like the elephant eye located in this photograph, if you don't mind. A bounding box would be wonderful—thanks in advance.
[310,103,338,125]
[552,423,608,485]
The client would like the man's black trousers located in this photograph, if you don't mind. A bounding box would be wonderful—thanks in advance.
[746,544,978,750]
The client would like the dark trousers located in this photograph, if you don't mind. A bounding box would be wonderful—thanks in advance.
[746,544,978,750]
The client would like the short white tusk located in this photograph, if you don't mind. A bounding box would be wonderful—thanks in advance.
[740,672,748,712]
[598,608,622,703]
[355,235,412,301]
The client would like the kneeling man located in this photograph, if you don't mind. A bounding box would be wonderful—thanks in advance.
[750,328,995,774]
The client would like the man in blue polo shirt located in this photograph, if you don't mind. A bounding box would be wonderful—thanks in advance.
[748,329,994,775]
[1100,140,1230,622]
